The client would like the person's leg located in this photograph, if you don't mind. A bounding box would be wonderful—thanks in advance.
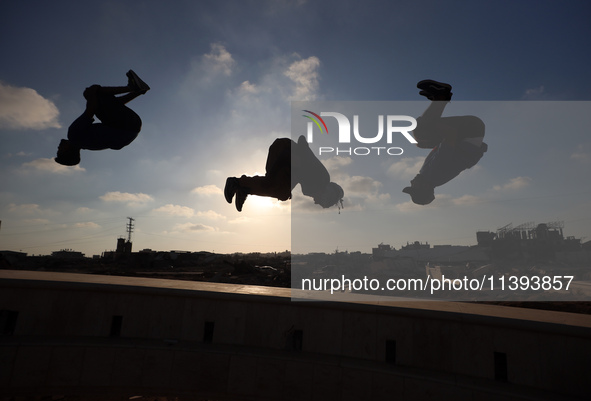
[93,70,150,104]
[94,89,142,132]
[412,80,453,148]
[225,139,292,211]
[114,91,143,105]
[412,101,450,148]
[238,172,291,200]
[243,138,292,200]
[226,171,290,212]
[90,86,142,106]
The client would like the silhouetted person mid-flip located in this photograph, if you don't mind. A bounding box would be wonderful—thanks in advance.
[224,135,344,212]
[55,70,150,166]
[402,80,487,205]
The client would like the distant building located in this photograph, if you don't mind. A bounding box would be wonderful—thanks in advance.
[0,250,27,267]
[478,221,583,261]
[51,249,85,259]
[116,237,132,254]
[401,241,430,251]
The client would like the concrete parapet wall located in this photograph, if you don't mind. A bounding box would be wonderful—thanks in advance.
[1,270,590,400]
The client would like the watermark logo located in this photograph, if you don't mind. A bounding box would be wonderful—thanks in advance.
[302,110,329,135]
[302,110,418,156]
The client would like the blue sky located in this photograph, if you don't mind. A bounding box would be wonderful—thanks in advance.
[1,0,591,256]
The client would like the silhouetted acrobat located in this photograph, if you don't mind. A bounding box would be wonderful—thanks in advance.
[55,70,150,166]
[402,80,487,205]
[224,135,344,212]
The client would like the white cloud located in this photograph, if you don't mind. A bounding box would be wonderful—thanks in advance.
[173,222,216,232]
[228,216,253,224]
[386,157,424,179]
[8,203,43,215]
[100,191,154,205]
[395,199,425,212]
[74,222,100,229]
[397,192,478,211]
[191,184,223,196]
[451,194,483,206]
[196,210,226,219]
[7,204,59,220]
[203,43,235,76]
[344,175,383,196]
[0,82,61,130]
[323,156,352,172]
[22,218,50,225]
[21,158,86,174]
[522,85,546,100]
[236,80,260,95]
[284,56,320,101]
[184,43,236,91]
[152,204,195,217]
[493,176,531,191]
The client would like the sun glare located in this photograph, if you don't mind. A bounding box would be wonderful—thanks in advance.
[247,195,289,212]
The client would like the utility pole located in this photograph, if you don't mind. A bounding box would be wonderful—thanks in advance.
[126,217,135,243]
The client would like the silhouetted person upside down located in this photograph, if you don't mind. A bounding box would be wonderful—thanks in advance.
[402,80,488,205]
[55,70,150,166]
[224,135,344,212]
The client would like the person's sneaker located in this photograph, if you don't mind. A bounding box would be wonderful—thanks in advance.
[127,70,150,94]
[418,90,437,100]
[417,79,452,101]
[235,188,248,212]
[224,177,239,203]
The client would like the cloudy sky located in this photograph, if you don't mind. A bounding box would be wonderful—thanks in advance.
[1,0,590,256]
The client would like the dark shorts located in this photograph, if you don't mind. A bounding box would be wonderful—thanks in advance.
[419,140,487,187]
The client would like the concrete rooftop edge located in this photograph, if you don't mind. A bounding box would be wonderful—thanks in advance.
[2,269,591,334]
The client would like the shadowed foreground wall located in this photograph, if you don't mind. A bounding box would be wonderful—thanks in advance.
[1,270,590,400]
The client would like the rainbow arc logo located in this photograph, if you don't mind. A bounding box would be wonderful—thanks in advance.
[302,110,328,135]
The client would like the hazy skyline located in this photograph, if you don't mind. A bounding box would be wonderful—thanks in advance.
[1,1,591,256]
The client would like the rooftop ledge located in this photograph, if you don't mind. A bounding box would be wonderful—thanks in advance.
[2,269,591,335]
